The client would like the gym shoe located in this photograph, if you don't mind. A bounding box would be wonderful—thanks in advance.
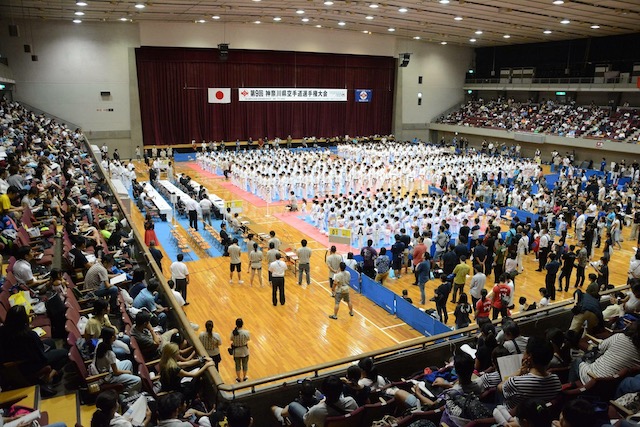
[229,280,234,283]
[349,311,354,316]
[272,406,286,425]
[329,315,338,320]
[238,280,244,284]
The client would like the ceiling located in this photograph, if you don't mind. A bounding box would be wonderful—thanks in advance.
[2,0,640,47]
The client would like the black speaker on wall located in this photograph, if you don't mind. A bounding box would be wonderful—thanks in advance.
[8,24,19,37]
[399,53,411,67]
[218,43,229,61]
[23,45,31,53]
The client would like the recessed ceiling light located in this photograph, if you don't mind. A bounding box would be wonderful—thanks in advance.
[388,28,395,32]
[252,0,261,2]
[475,30,483,35]
[398,7,408,13]
[560,18,570,24]
[439,0,450,4]
[73,19,82,23]
[296,9,305,14]
[365,15,374,20]
[543,29,552,34]
[503,34,511,38]
[301,17,309,22]
[254,20,261,24]
[454,16,463,21]
[75,11,85,16]
[273,16,281,21]
[591,24,600,29]
[134,3,145,9]
[324,0,334,4]
[76,1,87,6]
[120,17,128,21]
[315,24,322,28]
[552,0,564,4]
[196,19,206,23]
[441,41,447,45]
[369,4,379,8]
[338,21,346,26]
[413,36,421,39]
[469,38,476,42]
[212,15,220,19]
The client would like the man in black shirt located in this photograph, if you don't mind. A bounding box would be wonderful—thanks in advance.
[441,244,458,275]
[557,245,577,292]
[458,219,470,244]
[149,240,164,272]
[545,254,561,301]
[473,239,488,274]
[454,237,470,260]
[434,274,452,324]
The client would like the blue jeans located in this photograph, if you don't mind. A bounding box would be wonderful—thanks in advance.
[110,359,142,394]
[419,281,426,304]
[286,402,307,427]
[615,374,640,399]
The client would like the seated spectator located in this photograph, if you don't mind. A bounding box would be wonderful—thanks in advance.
[569,321,640,384]
[603,292,626,322]
[569,289,604,334]
[286,376,357,427]
[133,279,169,328]
[90,327,141,394]
[475,346,510,392]
[12,246,49,289]
[395,352,481,411]
[271,380,320,426]
[475,322,498,372]
[553,398,597,427]
[69,237,93,272]
[127,268,147,300]
[159,343,213,401]
[84,254,119,306]
[157,393,193,427]
[91,389,151,427]
[494,398,553,427]
[84,299,130,359]
[622,282,640,314]
[357,357,387,390]
[130,311,179,361]
[547,328,569,368]
[498,336,562,411]
[227,402,253,427]
[340,365,370,406]
[503,321,529,355]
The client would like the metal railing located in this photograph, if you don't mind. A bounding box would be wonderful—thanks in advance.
[465,76,635,85]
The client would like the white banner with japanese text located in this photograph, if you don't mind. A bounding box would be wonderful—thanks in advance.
[238,88,348,102]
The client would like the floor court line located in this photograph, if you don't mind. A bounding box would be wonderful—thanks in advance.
[310,277,401,344]
[381,323,407,330]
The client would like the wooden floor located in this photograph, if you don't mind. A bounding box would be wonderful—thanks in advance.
[127,160,636,384]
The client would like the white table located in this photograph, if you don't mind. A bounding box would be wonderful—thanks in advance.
[143,183,172,220]
[189,179,225,211]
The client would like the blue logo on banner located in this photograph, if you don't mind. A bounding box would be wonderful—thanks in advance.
[355,89,372,103]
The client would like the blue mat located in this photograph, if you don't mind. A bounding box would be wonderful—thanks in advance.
[171,214,224,257]
[152,220,200,262]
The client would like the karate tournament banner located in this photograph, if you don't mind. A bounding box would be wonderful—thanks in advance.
[238,88,348,102]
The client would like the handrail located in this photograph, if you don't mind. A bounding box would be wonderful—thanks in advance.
[81,137,227,395]
[465,77,635,85]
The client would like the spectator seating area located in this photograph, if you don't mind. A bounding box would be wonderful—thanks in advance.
[436,99,640,143]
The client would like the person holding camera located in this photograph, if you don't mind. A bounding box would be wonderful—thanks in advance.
[230,318,250,382]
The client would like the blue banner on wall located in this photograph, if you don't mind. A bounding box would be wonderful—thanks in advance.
[355,89,372,103]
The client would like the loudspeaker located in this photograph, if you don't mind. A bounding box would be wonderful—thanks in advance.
[23,45,31,53]
[31,55,38,62]
[399,53,411,67]
[8,24,19,37]
[218,43,229,61]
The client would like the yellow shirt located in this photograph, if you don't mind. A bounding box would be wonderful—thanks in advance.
[453,263,470,285]
[0,194,11,212]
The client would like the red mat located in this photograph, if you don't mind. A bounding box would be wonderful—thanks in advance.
[273,212,360,253]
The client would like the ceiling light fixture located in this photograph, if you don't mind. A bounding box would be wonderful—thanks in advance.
[398,7,408,12]
[475,30,483,35]
[315,24,322,27]
[301,17,309,22]
[197,19,206,23]
[470,38,476,42]
[388,28,395,31]
[254,20,261,24]
[76,1,87,6]
[503,34,511,38]
[73,19,82,23]
[120,17,128,21]
[365,15,374,20]
[552,0,564,4]
[273,16,281,21]
[338,21,346,26]
[454,16,463,21]
[439,0,450,4]
[441,41,447,44]
[560,18,570,24]
[212,15,220,19]
[134,3,145,9]
[75,11,84,15]
[413,36,421,39]
[369,4,379,8]
[324,1,334,4]
[591,24,600,29]
[296,9,305,14]
[543,29,552,34]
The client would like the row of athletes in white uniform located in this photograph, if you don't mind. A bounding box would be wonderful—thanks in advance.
[308,192,504,248]
[196,143,543,203]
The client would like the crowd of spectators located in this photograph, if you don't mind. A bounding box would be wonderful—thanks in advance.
[437,99,640,142]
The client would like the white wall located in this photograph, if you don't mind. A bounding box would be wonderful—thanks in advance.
[0,19,140,133]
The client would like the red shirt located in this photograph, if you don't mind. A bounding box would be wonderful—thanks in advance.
[492,283,511,309]
[412,243,427,266]
[476,298,491,318]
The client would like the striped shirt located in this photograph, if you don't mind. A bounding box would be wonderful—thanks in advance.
[579,333,640,384]
[503,373,562,410]
[475,370,501,392]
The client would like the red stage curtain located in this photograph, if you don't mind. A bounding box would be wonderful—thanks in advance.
[135,47,396,146]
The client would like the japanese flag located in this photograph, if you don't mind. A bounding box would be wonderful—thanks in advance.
[208,88,231,103]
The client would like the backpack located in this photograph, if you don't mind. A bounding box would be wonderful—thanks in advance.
[442,389,492,427]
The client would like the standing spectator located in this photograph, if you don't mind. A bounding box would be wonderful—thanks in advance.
[329,262,353,320]
[454,293,472,329]
[360,239,378,279]
[412,237,428,285]
[451,256,470,303]
[491,275,511,320]
[374,247,391,285]
[269,253,287,306]
[268,230,281,250]
[143,213,158,247]
[248,242,263,287]
[199,197,213,227]
[170,253,190,304]
[434,274,452,324]
[228,238,243,284]
[326,246,342,295]
[415,253,432,305]
[266,242,279,285]
[186,197,199,230]
[220,222,230,256]
[390,235,406,279]
[199,320,222,370]
[148,240,163,272]
[558,245,577,292]
[230,318,250,382]
[297,239,312,286]
[545,254,561,301]
[575,246,588,288]
[469,263,487,310]
[536,228,551,271]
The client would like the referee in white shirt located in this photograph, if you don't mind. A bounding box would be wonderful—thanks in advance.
[186,198,199,230]
[170,253,190,305]
[269,253,287,306]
